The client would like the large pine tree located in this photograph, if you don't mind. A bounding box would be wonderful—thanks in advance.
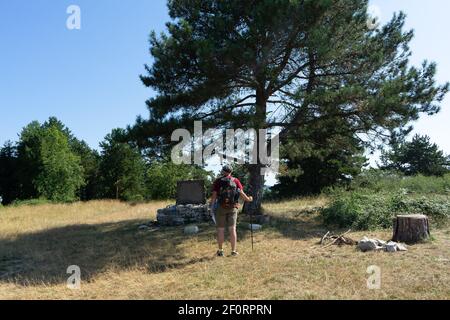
[133,0,448,214]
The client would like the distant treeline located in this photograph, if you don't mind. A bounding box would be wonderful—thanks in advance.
[0,117,212,205]
[1,117,449,206]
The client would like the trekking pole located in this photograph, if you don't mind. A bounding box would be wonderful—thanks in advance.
[211,200,217,226]
[248,185,258,252]
[250,206,254,251]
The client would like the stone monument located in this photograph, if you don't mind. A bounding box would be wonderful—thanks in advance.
[157,180,211,226]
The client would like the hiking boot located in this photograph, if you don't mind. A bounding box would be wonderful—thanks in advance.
[231,251,239,257]
[216,249,224,257]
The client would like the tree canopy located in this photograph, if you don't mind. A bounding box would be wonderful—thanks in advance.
[131,0,448,213]
[381,134,450,176]
[34,126,85,202]
[0,118,215,205]
[98,129,147,201]
[146,161,214,199]
[0,141,19,204]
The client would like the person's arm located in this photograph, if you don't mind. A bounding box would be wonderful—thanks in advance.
[239,189,253,202]
[234,178,253,202]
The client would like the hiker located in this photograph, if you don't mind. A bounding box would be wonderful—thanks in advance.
[210,165,253,257]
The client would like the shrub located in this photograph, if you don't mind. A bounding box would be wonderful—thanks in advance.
[321,191,393,230]
[321,190,450,230]
[347,169,402,193]
[345,170,450,195]
[391,195,450,224]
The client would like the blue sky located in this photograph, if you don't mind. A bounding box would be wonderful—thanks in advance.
[0,0,169,148]
[1,0,449,163]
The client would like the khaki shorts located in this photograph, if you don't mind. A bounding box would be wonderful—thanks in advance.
[216,206,238,228]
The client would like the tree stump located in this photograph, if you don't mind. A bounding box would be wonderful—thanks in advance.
[392,214,430,244]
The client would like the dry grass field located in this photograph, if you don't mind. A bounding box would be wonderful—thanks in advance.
[0,198,449,300]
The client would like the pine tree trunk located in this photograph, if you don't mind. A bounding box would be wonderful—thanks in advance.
[392,214,430,244]
[243,163,265,215]
[242,87,267,216]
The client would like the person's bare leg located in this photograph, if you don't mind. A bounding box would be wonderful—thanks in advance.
[229,226,237,252]
[217,228,225,250]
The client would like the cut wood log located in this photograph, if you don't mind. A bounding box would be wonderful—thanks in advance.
[392,214,430,244]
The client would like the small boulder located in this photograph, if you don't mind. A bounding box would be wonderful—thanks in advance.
[385,241,398,252]
[184,225,199,235]
[358,237,408,252]
[358,237,383,252]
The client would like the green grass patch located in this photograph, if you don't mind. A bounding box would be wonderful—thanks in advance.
[10,199,52,207]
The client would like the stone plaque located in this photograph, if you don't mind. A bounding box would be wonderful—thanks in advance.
[176,180,206,205]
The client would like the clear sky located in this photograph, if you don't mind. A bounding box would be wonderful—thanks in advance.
[0,0,169,148]
[1,0,449,166]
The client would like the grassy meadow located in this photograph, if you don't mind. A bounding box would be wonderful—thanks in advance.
[0,196,449,300]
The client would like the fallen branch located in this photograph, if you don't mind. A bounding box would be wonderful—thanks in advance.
[320,229,356,248]
[320,231,330,245]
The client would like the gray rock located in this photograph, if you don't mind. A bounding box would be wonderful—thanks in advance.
[157,204,211,226]
[385,241,398,252]
[358,237,383,252]
[184,225,199,235]
[358,237,408,252]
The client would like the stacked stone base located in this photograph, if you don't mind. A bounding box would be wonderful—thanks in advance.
[157,204,211,226]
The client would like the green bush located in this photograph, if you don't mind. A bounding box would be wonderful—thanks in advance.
[322,191,393,230]
[343,170,450,195]
[322,190,450,230]
[347,170,402,193]
[391,195,450,224]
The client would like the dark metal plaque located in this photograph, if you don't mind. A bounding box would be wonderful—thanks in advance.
[176,180,206,205]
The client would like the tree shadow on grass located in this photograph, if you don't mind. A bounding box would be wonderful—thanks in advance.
[238,207,329,241]
[0,219,215,286]
[0,208,336,286]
